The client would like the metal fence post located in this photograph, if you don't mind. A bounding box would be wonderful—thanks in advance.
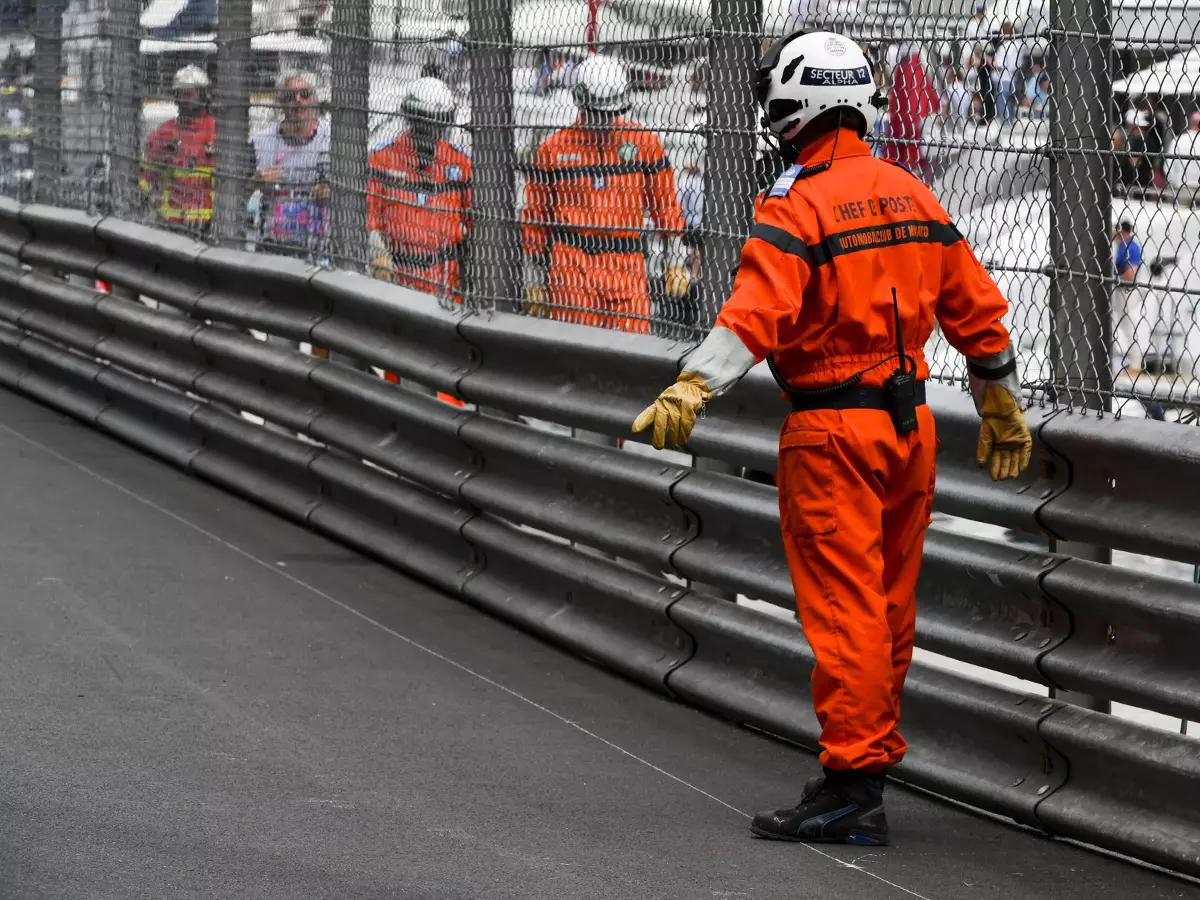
[213,0,253,245]
[1048,0,1112,412]
[1047,0,1113,715]
[108,0,140,220]
[33,0,68,205]
[467,0,519,312]
[329,0,370,271]
[698,0,760,326]
[695,0,759,596]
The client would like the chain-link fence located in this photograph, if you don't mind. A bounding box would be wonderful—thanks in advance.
[12,0,1200,420]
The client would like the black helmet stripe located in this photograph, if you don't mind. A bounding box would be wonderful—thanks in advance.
[780,54,805,84]
[756,29,807,106]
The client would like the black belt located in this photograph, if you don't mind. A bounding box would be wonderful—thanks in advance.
[788,382,926,412]
[389,245,460,268]
[553,228,642,256]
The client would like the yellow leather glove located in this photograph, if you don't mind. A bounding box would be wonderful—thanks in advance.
[665,266,690,300]
[370,253,393,282]
[631,372,713,450]
[524,285,551,318]
[977,383,1033,481]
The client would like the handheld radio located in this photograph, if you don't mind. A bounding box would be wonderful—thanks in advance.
[885,286,918,435]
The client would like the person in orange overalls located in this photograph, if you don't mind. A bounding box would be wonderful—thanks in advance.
[367,76,469,406]
[368,77,471,304]
[633,30,1033,846]
[521,54,689,334]
[139,66,216,235]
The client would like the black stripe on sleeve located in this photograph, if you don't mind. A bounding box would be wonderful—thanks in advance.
[749,222,812,265]
[968,358,1018,380]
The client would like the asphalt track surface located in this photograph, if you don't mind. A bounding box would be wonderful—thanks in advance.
[1,387,1197,900]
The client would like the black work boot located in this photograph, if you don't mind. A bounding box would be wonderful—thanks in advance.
[750,767,889,846]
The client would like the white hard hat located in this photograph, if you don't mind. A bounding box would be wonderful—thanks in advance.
[756,30,883,142]
[172,65,209,92]
[402,76,456,124]
[572,54,630,114]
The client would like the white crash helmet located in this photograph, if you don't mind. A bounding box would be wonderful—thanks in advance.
[402,76,456,125]
[756,30,884,142]
[572,54,630,114]
[172,65,210,93]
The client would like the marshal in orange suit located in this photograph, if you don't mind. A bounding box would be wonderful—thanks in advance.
[632,30,1032,846]
[521,54,690,333]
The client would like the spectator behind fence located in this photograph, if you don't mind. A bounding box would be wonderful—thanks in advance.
[1111,219,1150,375]
[367,77,472,304]
[249,71,332,262]
[944,66,970,120]
[521,54,689,333]
[920,100,956,174]
[884,48,938,180]
[1164,111,1200,196]
[138,66,215,236]
[975,43,997,120]
[1025,71,1050,120]
[1114,109,1155,190]
[992,19,1024,123]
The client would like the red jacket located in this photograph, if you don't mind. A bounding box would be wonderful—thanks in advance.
[139,114,216,225]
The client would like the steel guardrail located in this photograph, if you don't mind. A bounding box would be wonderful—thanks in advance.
[0,204,1197,876]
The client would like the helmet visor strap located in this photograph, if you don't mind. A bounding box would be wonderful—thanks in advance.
[407,108,448,154]
[581,107,619,128]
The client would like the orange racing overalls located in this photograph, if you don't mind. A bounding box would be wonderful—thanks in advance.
[368,133,472,303]
[717,127,1012,773]
[522,117,686,334]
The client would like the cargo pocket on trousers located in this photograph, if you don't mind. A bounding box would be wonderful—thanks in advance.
[779,429,836,536]
[924,436,941,526]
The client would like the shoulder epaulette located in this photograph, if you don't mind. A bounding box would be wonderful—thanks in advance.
[885,158,919,178]
[767,163,804,198]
